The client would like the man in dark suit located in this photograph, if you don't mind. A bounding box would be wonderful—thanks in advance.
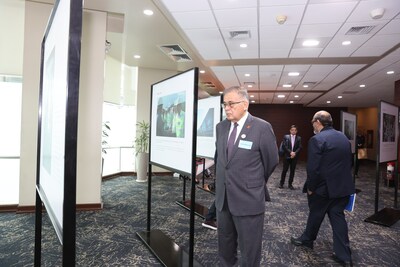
[291,111,355,266]
[279,125,302,189]
[215,86,278,266]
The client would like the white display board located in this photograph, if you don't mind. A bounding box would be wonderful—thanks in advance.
[150,68,197,176]
[196,96,221,159]
[379,101,398,163]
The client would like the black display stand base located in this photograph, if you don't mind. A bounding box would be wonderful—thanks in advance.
[365,207,400,227]
[137,229,202,267]
[176,200,208,218]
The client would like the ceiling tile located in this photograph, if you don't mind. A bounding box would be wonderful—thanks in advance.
[209,0,257,9]
[184,29,230,60]
[214,8,257,28]
[171,10,217,29]
[261,0,307,5]
[297,23,343,38]
[159,0,210,12]
[303,2,358,24]
[347,0,400,22]
[259,5,306,26]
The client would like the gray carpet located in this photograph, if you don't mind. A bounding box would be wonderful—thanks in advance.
[0,160,399,266]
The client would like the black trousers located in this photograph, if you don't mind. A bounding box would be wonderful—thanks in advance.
[301,194,352,262]
[280,157,297,186]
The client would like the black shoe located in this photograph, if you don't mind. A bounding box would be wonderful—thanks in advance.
[289,185,295,190]
[290,237,313,249]
[278,185,284,189]
[331,253,353,266]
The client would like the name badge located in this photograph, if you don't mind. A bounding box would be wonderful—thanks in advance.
[238,140,252,150]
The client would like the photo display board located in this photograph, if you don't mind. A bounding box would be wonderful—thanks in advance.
[379,101,399,163]
[196,96,221,159]
[36,0,82,244]
[341,111,356,154]
[150,68,197,176]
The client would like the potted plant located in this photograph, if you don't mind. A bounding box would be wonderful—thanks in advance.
[134,120,150,182]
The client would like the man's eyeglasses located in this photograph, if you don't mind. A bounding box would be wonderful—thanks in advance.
[311,119,317,125]
[221,101,243,108]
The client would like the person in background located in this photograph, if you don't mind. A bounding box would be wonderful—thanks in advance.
[291,110,355,267]
[215,86,278,266]
[279,125,302,190]
[202,200,217,230]
[354,129,365,177]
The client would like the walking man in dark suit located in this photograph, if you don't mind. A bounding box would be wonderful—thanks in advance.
[215,86,278,266]
[279,125,302,189]
[291,110,355,267]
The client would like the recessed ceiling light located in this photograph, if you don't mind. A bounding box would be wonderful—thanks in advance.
[288,72,300,76]
[359,84,366,88]
[133,54,141,59]
[251,100,255,103]
[240,43,248,48]
[338,95,343,99]
[294,95,299,98]
[302,39,319,47]
[283,84,292,88]
[248,84,253,88]
[250,95,254,98]
[290,100,294,103]
[245,73,250,77]
[277,94,285,98]
[219,91,223,94]
[199,70,205,74]
[387,71,394,74]
[342,40,351,46]
[303,84,309,88]
[143,9,154,16]
[326,100,331,104]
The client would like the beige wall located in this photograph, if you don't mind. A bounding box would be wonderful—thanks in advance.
[0,0,24,76]
[136,67,178,172]
[104,56,137,106]
[19,2,105,207]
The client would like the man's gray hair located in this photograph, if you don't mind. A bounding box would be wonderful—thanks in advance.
[223,86,249,102]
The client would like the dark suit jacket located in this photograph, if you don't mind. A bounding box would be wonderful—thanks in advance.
[215,113,279,216]
[304,126,355,198]
[282,134,302,158]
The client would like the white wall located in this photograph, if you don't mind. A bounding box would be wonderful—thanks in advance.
[19,1,105,207]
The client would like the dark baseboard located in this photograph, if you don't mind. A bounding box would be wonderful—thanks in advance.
[0,203,103,214]
[0,204,18,213]
[102,171,173,181]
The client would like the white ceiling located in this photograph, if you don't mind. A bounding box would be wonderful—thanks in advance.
[20,0,400,107]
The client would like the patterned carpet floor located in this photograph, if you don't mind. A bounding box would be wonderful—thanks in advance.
[0,160,399,266]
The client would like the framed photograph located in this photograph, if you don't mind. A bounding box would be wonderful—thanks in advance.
[379,101,399,163]
[150,68,198,176]
[196,95,221,159]
[340,111,357,154]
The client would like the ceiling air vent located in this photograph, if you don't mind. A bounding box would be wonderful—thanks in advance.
[158,44,192,62]
[345,26,375,35]
[229,30,251,39]
[201,81,216,88]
